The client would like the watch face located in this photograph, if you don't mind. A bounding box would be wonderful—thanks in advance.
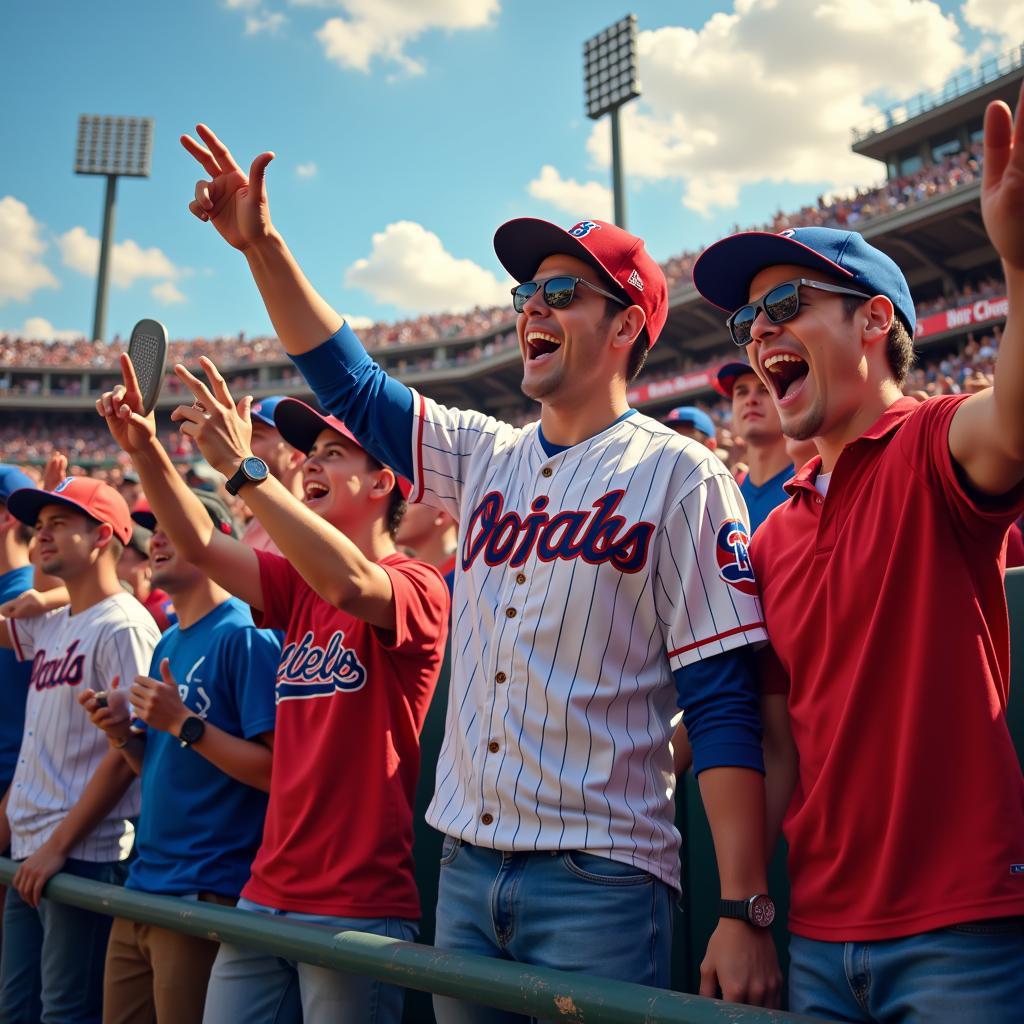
[749,895,776,928]
[180,716,205,745]
[242,457,269,482]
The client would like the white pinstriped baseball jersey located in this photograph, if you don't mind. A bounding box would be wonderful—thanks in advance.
[411,394,767,889]
[9,592,160,861]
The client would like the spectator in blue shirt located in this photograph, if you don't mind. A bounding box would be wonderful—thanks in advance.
[80,491,280,1024]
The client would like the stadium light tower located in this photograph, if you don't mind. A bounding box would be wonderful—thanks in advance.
[74,114,154,342]
[583,14,640,229]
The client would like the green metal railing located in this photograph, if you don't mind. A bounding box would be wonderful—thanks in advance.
[0,857,823,1024]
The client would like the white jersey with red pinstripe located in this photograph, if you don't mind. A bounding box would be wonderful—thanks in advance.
[411,392,766,889]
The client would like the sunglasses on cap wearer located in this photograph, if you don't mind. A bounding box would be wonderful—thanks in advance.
[726,278,873,347]
[511,276,628,314]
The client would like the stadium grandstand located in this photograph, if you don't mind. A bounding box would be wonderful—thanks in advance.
[1,48,1020,479]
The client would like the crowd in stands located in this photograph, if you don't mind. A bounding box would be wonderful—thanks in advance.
[0,144,985,374]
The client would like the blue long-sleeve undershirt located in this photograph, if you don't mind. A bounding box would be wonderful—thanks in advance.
[291,324,765,775]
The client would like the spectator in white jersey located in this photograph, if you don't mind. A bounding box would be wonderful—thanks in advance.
[0,476,160,1023]
[180,123,780,1013]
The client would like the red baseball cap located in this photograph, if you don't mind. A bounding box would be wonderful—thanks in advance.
[8,477,133,545]
[273,398,413,500]
[493,217,669,347]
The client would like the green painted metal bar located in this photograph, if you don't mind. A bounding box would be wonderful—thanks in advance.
[0,858,826,1024]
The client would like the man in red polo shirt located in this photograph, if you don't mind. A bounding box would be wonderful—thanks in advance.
[692,85,1024,1023]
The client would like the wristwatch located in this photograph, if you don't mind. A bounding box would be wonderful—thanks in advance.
[225,455,269,496]
[178,716,206,749]
[719,894,776,928]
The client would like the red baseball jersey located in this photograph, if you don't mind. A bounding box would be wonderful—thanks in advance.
[242,549,449,918]
[752,395,1024,941]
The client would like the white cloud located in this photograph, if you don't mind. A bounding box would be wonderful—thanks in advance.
[345,220,510,313]
[961,0,1024,49]
[0,196,58,305]
[58,227,182,289]
[246,11,287,33]
[342,313,374,329]
[527,165,613,221]
[225,0,260,8]
[296,161,319,178]
[13,317,83,342]
[582,0,966,216]
[152,281,186,304]
[314,0,498,75]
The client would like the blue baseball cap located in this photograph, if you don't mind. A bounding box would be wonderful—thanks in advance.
[714,361,758,397]
[663,406,716,439]
[0,465,35,503]
[692,227,916,334]
[250,396,289,430]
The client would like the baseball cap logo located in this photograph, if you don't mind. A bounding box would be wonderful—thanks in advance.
[568,220,600,238]
[778,229,796,238]
[53,478,73,494]
[627,269,644,291]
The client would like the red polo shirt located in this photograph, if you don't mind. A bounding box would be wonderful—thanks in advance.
[752,395,1024,941]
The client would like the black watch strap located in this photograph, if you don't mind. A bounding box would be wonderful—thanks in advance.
[719,894,776,928]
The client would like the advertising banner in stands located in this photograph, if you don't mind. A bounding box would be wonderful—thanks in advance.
[915,295,1008,339]
[627,369,715,406]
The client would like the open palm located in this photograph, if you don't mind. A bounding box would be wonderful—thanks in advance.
[982,81,1024,271]
[181,124,275,252]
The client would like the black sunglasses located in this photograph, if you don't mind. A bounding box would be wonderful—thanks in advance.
[511,276,627,314]
[726,278,872,346]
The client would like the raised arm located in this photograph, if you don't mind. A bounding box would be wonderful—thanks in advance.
[95,355,263,610]
[948,81,1024,495]
[172,358,399,631]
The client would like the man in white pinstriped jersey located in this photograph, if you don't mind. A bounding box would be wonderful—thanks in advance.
[0,476,160,1022]
[180,124,782,1017]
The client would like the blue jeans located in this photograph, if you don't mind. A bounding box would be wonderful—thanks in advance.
[201,897,418,1024]
[432,837,674,1024]
[0,857,126,1024]
[790,918,1024,1023]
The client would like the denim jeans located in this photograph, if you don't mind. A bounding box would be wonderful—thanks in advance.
[789,918,1024,1023]
[0,857,127,1024]
[432,837,674,1024]
[201,897,418,1024]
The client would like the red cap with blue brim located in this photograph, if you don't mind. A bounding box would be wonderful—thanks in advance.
[692,227,916,335]
[714,361,759,397]
[493,217,669,346]
[273,398,413,500]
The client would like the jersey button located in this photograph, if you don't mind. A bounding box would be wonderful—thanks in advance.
[505,608,517,618]
[515,572,526,585]
[495,671,507,684]
[481,812,494,825]
[488,741,500,753]
[815,496,824,505]
[541,467,553,478]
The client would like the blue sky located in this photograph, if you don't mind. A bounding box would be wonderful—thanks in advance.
[0,0,1010,342]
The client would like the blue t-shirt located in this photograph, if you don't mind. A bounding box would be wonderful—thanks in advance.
[741,465,793,533]
[127,597,280,897]
[0,565,34,789]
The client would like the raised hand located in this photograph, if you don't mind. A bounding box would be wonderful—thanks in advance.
[95,353,159,454]
[42,451,68,491]
[982,80,1024,270]
[170,356,253,477]
[181,124,275,252]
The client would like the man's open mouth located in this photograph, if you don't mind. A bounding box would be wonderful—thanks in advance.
[304,481,330,503]
[763,352,809,401]
[526,331,562,361]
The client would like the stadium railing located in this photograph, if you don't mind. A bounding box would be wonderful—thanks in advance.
[0,857,822,1024]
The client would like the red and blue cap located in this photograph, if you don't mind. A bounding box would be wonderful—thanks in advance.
[493,217,669,346]
[714,360,758,398]
[663,406,716,439]
[273,398,413,500]
[250,395,289,430]
[692,227,916,334]
[8,477,133,545]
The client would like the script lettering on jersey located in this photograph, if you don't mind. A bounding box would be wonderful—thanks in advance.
[30,641,86,690]
[462,489,655,574]
[276,629,367,702]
